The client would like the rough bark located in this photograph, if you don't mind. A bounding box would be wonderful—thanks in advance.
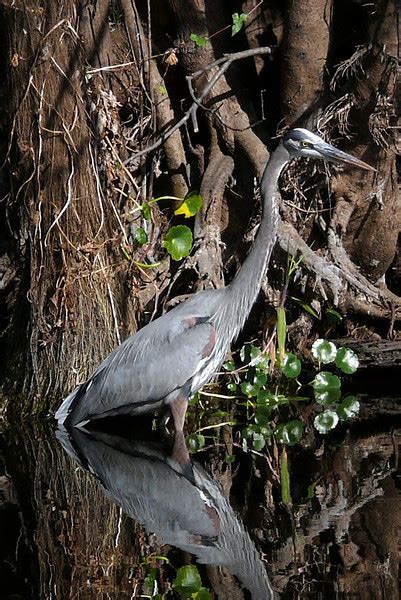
[0,0,400,414]
[281,0,333,123]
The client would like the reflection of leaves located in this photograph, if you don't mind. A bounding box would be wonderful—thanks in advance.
[190,33,208,47]
[163,225,193,261]
[276,420,304,445]
[282,352,301,379]
[174,191,202,218]
[337,395,360,420]
[313,371,341,391]
[232,12,247,36]
[335,347,359,374]
[312,339,337,364]
[276,307,286,361]
[280,448,292,505]
[314,387,341,405]
[314,410,339,433]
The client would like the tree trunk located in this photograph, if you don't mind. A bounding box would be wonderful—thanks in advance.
[0,0,400,414]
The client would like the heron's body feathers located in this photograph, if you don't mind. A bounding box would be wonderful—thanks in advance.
[58,289,225,426]
[55,128,373,431]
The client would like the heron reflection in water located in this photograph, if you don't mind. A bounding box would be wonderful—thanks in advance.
[56,427,276,599]
[56,130,374,461]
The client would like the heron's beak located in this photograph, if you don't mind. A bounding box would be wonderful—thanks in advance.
[316,141,376,172]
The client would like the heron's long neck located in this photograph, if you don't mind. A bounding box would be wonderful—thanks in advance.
[224,143,289,335]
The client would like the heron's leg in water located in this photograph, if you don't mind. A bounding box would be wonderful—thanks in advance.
[171,395,189,464]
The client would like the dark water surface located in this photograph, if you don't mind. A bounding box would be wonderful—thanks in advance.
[1,400,400,599]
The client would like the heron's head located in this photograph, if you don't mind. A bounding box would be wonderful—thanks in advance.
[282,128,375,171]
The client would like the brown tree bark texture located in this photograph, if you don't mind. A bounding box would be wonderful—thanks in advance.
[2,1,137,405]
[0,0,400,411]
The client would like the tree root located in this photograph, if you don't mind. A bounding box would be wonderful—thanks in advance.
[278,218,401,321]
[193,132,234,290]
[120,0,188,199]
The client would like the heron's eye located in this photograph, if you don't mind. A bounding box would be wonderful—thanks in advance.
[300,140,312,148]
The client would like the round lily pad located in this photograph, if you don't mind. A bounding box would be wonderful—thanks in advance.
[314,410,339,434]
[282,352,301,379]
[276,420,304,445]
[337,395,360,420]
[311,339,337,364]
[313,371,341,391]
[335,347,359,374]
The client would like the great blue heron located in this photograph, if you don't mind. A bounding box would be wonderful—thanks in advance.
[55,128,374,458]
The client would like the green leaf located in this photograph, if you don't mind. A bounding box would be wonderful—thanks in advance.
[193,588,213,600]
[306,479,320,500]
[314,387,341,405]
[223,359,236,372]
[312,371,341,391]
[260,426,272,440]
[252,432,265,451]
[254,353,269,370]
[337,395,360,420]
[231,12,247,36]
[143,567,158,594]
[190,33,208,47]
[226,382,237,392]
[242,426,256,439]
[291,296,320,319]
[280,448,292,505]
[325,308,343,323]
[314,410,339,434]
[159,84,167,95]
[174,191,203,218]
[134,226,148,245]
[253,372,267,387]
[276,307,287,361]
[163,225,193,261]
[276,420,304,446]
[173,565,202,595]
[240,381,257,397]
[311,339,337,364]
[225,454,236,464]
[282,352,301,379]
[335,347,359,374]
[257,389,271,405]
[141,202,151,221]
[254,408,270,428]
[186,434,205,453]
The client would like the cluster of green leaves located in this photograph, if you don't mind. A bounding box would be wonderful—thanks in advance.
[310,339,360,434]
[223,338,360,451]
[140,558,211,600]
[129,191,202,264]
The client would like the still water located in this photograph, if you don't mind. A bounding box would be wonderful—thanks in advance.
[1,399,400,599]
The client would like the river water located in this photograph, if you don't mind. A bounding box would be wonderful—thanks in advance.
[1,396,400,599]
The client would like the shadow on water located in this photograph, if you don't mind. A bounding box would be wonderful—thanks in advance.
[0,404,400,599]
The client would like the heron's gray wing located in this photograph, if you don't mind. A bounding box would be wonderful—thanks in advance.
[65,317,216,424]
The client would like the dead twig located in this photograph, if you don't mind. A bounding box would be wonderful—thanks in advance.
[124,46,273,165]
